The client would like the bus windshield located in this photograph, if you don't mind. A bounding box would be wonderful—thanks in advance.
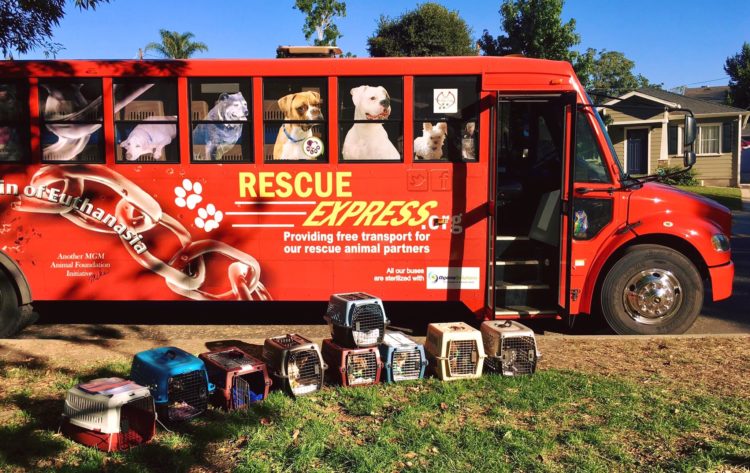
[587,93,626,181]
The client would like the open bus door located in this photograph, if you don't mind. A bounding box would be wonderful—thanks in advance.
[493,92,577,320]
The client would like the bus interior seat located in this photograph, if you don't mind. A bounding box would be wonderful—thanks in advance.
[528,189,560,247]
[191,101,209,121]
[123,101,165,120]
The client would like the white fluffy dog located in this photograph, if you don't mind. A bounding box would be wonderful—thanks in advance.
[120,116,177,161]
[414,122,448,160]
[342,85,400,160]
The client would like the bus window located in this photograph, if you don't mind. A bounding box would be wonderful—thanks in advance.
[189,79,252,163]
[0,81,28,162]
[339,76,403,162]
[414,76,479,162]
[264,77,327,162]
[574,113,611,183]
[114,79,179,163]
[39,79,103,163]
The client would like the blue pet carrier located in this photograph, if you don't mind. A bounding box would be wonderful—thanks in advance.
[130,347,215,422]
[378,331,428,383]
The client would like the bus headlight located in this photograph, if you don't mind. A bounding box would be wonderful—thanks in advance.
[711,234,730,252]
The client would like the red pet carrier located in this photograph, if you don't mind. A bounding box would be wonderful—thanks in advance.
[322,339,382,387]
[200,347,272,410]
[61,377,156,452]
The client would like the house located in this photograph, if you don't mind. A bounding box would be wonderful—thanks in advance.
[602,87,749,186]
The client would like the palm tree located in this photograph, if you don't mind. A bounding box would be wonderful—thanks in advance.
[144,30,208,59]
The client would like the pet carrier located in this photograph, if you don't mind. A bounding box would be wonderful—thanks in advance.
[424,322,486,381]
[481,321,541,376]
[325,292,390,347]
[262,334,326,396]
[130,347,214,422]
[322,338,382,387]
[61,377,155,452]
[199,347,272,410]
[378,331,428,383]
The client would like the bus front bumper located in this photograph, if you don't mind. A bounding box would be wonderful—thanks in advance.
[709,261,734,301]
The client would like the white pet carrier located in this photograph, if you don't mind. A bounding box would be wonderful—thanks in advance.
[481,321,540,376]
[424,322,486,381]
[325,292,389,347]
[61,377,155,452]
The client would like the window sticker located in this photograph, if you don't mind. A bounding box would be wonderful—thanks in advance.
[433,88,458,114]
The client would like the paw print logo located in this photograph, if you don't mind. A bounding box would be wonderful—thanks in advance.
[174,179,203,210]
[195,204,223,232]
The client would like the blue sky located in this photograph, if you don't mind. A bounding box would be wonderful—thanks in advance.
[19,0,750,90]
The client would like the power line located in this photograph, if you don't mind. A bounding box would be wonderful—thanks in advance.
[668,76,730,88]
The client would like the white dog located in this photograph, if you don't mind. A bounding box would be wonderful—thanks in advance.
[193,92,248,160]
[120,116,177,161]
[342,85,400,160]
[414,122,448,160]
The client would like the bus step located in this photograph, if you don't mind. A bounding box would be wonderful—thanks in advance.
[494,306,558,318]
[494,236,534,258]
[494,260,542,284]
[494,284,553,307]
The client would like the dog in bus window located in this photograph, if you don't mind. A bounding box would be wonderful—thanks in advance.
[342,85,400,160]
[119,116,177,161]
[414,122,448,160]
[192,92,248,160]
[462,121,476,160]
[272,91,323,160]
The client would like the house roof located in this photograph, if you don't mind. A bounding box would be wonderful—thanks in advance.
[684,86,730,105]
[604,87,747,116]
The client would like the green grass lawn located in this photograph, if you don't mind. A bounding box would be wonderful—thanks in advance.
[1,359,748,473]
[676,186,744,211]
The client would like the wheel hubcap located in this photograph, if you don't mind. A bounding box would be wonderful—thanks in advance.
[623,269,682,325]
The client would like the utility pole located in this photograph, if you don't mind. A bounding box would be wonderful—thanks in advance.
[138,48,143,60]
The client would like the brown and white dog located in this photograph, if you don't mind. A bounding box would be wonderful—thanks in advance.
[273,91,323,160]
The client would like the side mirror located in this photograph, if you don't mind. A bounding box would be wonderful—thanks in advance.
[683,116,696,146]
[684,150,696,167]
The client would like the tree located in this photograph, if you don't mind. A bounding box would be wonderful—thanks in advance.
[293,0,346,46]
[0,0,109,59]
[578,49,656,102]
[367,2,476,57]
[144,30,208,59]
[725,42,750,109]
[479,0,579,62]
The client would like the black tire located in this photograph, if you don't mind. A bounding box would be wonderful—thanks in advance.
[601,244,703,335]
[0,271,21,338]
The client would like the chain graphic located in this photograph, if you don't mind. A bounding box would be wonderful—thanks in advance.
[14,164,271,301]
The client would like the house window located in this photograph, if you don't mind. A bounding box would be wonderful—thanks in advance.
[697,124,720,155]
[114,79,179,163]
[668,125,682,156]
[189,79,252,162]
[0,81,28,162]
[39,79,104,163]
[263,77,327,162]
[721,121,733,154]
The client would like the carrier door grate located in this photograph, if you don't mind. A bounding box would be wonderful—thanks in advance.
[119,397,154,450]
[448,340,478,376]
[231,374,264,408]
[345,351,378,385]
[392,349,422,381]
[288,349,322,396]
[351,305,385,346]
[167,370,208,421]
[275,336,302,349]
[500,336,537,375]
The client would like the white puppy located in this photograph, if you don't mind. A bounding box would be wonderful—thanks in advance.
[414,122,448,160]
[342,85,400,160]
[120,116,177,161]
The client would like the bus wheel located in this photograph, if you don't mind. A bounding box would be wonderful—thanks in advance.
[601,245,703,335]
[0,272,22,338]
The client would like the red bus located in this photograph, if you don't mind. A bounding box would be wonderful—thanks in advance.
[0,56,734,336]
